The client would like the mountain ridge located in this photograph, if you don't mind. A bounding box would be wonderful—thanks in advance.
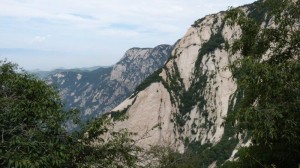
[46,44,173,123]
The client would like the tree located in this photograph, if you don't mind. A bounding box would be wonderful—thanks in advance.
[0,60,141,167]
[224,0,300,167]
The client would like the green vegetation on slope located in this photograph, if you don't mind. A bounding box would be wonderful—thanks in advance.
[223,0,300,167]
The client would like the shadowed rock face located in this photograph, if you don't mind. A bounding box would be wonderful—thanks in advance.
[47,44,173,121]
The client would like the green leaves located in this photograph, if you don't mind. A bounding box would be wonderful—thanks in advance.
[0,60,141,167]
[224,0,300,167]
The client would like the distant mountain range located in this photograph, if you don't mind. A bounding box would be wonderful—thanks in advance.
[29,66,105,78]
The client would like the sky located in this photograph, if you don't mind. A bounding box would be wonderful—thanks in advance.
[0,0,256,71]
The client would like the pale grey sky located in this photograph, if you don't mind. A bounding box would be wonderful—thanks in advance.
[0,0,256,70]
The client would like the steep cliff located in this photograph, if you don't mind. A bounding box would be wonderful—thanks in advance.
[47,44,173,121]
[110,3,257,166]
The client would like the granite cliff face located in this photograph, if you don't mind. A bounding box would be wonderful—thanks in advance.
[47,1,261,165]
[47,44,173,121]
[110,4,257,166]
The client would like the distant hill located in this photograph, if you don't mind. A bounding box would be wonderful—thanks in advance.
[29,66,105,79]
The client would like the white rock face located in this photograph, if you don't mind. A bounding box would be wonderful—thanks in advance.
[76,74,82,80]
[111,11,244,154]
[110,48,152,82]
[54,73,64,79]
[113,82,174,149]
[110,64,126,82]
[172,15,214,90]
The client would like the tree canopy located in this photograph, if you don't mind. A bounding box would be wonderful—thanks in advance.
[0,60,140,167]
[224,0,300,167]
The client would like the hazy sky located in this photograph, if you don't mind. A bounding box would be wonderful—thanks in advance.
[0,0,256,70]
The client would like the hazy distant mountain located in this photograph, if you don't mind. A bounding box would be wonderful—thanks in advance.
[29,66,105,79]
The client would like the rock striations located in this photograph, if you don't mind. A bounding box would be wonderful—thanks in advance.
[47,44,173,121]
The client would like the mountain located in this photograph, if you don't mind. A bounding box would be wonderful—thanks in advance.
[30,66,103,79]
[109,3,261,167]
[46,44,173,121]
[30,69,68,79]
